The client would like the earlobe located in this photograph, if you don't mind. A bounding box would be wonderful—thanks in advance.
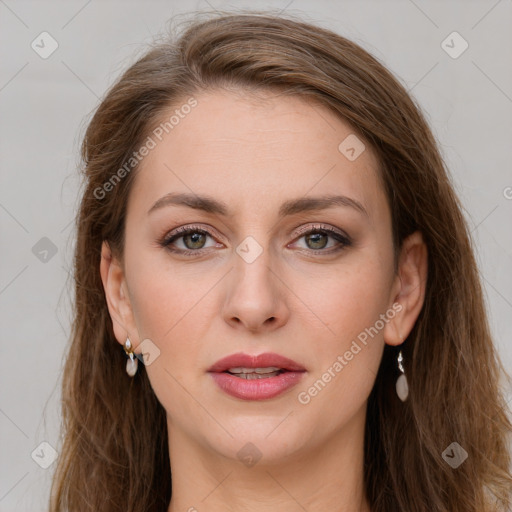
[384,231,428,346]
[99,241,136,347]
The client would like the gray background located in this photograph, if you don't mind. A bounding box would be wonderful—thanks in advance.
[1,1,511,510]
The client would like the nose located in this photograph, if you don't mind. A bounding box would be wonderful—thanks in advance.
[222,247,290,333]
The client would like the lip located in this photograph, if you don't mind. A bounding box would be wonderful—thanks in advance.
[207,352,306,373]
[208,352,306,401]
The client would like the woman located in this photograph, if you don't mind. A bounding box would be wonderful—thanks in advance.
[49,11,512,512]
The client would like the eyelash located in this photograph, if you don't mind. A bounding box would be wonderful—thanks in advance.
[159,223,352,257]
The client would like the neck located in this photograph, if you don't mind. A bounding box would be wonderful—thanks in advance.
[166,405,371,512]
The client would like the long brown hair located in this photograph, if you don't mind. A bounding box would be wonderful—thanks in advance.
[49,10,512,512]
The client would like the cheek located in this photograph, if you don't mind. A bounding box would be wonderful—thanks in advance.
[126,261,213,422]
[303,253,394,342]
[127,249,214,340]
[296,253,393,408]
[125,249,235,402]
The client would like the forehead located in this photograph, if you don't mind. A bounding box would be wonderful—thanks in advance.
[128,88,386,221]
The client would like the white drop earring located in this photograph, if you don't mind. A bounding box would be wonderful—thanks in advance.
[395,350,409,402]
[123,337,138,377]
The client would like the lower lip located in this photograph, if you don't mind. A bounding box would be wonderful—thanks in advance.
[209,371,305,400]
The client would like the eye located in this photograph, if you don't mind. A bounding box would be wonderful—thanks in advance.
[160,225,219,254]
[290,224,351,254]
[160,223,351,257]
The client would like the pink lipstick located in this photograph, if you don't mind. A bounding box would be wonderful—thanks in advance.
[208,352,306,400]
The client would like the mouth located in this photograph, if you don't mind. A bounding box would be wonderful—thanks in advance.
[207,351,306,373]
[208,352,306,400]
[223,367,288,379]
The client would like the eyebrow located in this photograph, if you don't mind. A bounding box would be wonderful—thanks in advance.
[147,192,368,218]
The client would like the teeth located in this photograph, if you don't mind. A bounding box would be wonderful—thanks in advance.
[227,367,282,374]
[232,371,282,379]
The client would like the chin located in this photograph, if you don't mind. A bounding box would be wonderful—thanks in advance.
[202,417,315,465]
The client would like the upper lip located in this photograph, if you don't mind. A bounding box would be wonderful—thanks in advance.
[208,352,306,373]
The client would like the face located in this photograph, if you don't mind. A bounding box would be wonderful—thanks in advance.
[103,88,416,466]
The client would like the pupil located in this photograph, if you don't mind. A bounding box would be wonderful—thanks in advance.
[307,233,327,249]
[185,232,205,249]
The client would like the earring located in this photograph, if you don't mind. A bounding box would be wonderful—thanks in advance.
[123,337,138,377]
[395,350,409,402]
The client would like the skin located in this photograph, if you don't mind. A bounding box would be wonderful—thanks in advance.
[100,88,427,512]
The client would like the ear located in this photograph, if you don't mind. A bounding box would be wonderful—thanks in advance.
[99,241,140,351]
[383,231,428,346]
